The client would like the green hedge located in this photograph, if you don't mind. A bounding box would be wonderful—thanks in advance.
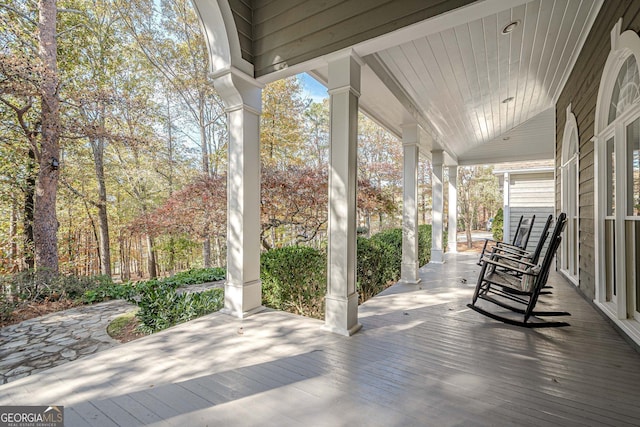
[492,208,504,241]
[261,246,326,319]
[258,225,445,319]
[136,285,224,333]
[356,236,397,302]
[81,267,226,304]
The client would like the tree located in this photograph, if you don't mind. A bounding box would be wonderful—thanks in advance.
[458,166,501,248]
[118,0,227,267]
[261,77,308,168]
[34,0,60,273]
[303,100,329,168]
[357,113,402,233]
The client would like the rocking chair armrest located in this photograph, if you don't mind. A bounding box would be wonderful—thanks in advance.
[492,245,532,257]
[487,251,532,264]
[480,257,540,276]
[485,249,537,267]
[496,242,529,253]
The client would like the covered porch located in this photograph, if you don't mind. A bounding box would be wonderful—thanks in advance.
[2,252,639,426]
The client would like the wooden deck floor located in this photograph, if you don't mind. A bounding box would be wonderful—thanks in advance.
[2,253,640,426]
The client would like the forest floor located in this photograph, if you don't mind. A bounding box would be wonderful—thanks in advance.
[456,239,485,253]
[1,299,82,328]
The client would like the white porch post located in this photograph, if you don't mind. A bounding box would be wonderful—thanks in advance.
[324,53,362,336]
[503,172,511,243]
[431,150,444,263]
[401,124,421,284]
[214,70,264,318]
[447,166,458,254]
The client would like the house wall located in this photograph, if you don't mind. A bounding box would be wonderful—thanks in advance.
[509,172,555,252]
[555,1,640,299]
[250,0,475,77]
[229,0,254,64]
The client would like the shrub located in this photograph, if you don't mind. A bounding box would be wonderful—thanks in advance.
[82,282,137,304]
[160,267,226,288]
[369,228,403,282]
[136,284,224,333]
[0,270,114,302]
[81,267,226,304]
[260,246,326,319]
[417,224,447,265]
[54,274,114,300]
[492,208,504,241]
[0,293,15,323]
[356,236,397,302]
[418,224,432,266]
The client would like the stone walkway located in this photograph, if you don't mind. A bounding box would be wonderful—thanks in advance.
[0,281,225,385]
[0,300,137,384]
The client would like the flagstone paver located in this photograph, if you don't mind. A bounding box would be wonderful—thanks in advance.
[0,280,225,385]
[0,300,136,384]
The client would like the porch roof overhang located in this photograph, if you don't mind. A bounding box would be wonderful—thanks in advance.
[255,0,603,165]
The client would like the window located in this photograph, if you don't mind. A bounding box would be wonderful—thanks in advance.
[594,19,640,330]
[609,55,640,124]
[628,117,640,216]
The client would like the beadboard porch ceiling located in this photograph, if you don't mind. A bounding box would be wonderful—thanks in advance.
[304,0,602,165]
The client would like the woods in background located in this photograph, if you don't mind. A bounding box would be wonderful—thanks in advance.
[0,0,499,280]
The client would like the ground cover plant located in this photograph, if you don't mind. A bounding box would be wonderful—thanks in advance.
[0,267,226,328]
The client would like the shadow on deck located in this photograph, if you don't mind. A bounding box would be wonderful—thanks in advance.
[1,253,639,426]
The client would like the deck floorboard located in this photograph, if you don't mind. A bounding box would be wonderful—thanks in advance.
[1,253,640,426]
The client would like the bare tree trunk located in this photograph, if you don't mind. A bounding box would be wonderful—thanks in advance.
[119,233,130,281]
[9,201,18,268]
[203,237,212,268]
[33,0,60,274]
[24,149,36,270]
[146,235,157,279]
[91,136,112,277]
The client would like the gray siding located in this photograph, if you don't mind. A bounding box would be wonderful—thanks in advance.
[229,0,254,64]
[555,0,640,300]
[252,0,475,77]
[509,173,554,253]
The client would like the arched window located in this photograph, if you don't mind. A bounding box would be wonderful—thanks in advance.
[594,19,640,327]
[608,54,640,124]
[561,106,579,283]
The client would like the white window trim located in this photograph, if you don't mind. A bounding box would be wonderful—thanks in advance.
[560,104,580,285]
[594,19,640,345]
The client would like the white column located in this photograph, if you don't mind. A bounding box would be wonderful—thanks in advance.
[324,53,362,336]
[503,172,511,243]
[401,124,421,284]
[447,166,458,254]
[431,150,444,263]
[214,70,264,318]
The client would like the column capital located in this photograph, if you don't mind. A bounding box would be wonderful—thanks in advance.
[431,149,444,166]
[328,54,361,94]
[213,67,263,114]
[402,124,420,147]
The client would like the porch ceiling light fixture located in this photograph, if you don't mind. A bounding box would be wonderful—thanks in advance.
[502,96,514,104]
[501,20,520,35]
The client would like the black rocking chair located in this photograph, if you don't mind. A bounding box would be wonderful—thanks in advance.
[477,215,535,266]
[489,214,553,275]
[467,213,569,328]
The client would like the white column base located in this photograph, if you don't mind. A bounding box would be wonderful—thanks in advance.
[323,293,362,336]
[221,280,265,319]
[400,261,422,284]
[431,249,445,264]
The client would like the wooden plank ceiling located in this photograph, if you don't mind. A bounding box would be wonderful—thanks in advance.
[369,0,601,163]
[302,0,601,164]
